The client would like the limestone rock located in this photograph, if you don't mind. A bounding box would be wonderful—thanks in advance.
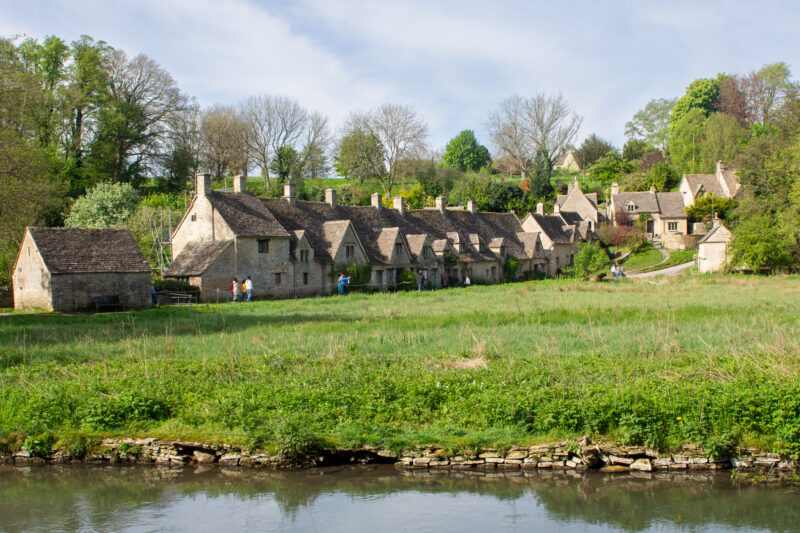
[580,446,603,468]
[193,451,216,464]
[600,465,629,473]
[609,455,634,466]
[630,459,653,472]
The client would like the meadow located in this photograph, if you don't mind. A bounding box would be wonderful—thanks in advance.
[2,275,800,458]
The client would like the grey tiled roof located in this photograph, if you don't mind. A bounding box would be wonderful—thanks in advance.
[27,227,151,274]
[684,174,724,197]
[528,214,574,244]
[165,240,231,276]
[655,192,687,218]
[207,192,290,237]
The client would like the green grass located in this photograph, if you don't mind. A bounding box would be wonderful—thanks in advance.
[623,245,664,271]
[2,276,800,457]
[635,248,697,274]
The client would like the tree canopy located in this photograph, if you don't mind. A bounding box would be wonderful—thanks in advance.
[442,129,491,171]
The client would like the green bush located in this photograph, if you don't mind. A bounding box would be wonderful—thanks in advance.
[566,242,610,279]
[24,431,56,458]
[503,256,520,281]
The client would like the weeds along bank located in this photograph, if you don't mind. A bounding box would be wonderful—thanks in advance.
[1,276,800,462]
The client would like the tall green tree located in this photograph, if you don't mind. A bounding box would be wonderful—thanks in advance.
[669,108,708,173]
[334,129,385,183]
[575,133,615,168]
[701,113,747,169]
[625,98,676,154]
[671,76,725,128]
[528,149,554,198]
[442,129,491,171]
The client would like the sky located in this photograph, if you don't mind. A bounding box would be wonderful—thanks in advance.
[2,0,799,152]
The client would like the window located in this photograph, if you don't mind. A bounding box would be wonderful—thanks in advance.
[345,244,355,259]
[423,246,431,258]
[376,270,383,286]
[302,272,309,285]
[478,242,486,252]
[668,222,678,232]
[274,272,281,284]
[299,249,309,263]
[191,214,197,221]
[500,246,506,256]
[395,242,403,255]
[491,267,497,281]
[258,239,270,253]
[627,204,636,212]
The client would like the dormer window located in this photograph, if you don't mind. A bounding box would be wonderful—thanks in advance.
[478,242,486,253]
[395,242,403,255]
[299,249,309,263]
[627,203,636,212]
[423,246,431,258]
[258,239,270,253]
[345,244,355,259]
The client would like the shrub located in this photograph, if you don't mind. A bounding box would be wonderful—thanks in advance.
[596,223,647,251]
[24,431,56,458]
[503,256,520,281]
[65,182,140,228]
[566,242,610,279]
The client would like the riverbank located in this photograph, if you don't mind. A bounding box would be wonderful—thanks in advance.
[2,275,800,461]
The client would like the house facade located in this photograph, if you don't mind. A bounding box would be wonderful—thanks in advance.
[12,227,151,311]
[679,160,742,207]
[165,174,590,300]
[608,183,688,248]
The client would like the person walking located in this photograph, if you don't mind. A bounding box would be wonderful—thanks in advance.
[337,273,350,295]
[611,263,619,279]
[244,276,253,302]
[416,270,425,291]
[464,275,471,287]
[231,278,241,303]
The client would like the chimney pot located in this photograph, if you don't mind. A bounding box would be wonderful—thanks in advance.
[233,174,247,193]
[467,199,477,214]
[536,202,544,216]
[284,183,296,205]
[393,196,405,215]
[611,182,619,196]
[325,188,337,208]
[435,196,447,212]
[196,172,212,197]
[650,185,655,193]
[553,203,560,215]
[371,192,382,210]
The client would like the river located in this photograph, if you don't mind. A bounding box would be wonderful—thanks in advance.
[1,465,798,532]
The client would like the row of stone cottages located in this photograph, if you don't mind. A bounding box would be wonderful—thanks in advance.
[10,174,599,309]
[162,173,601,301]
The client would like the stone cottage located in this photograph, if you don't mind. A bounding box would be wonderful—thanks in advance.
[697,218,733,273]
[12,227,152,311]
[608,184,688,248]
[553,150,582,172]
[521,205,578,276]
[679,160,742,207]
[165,173,581,300]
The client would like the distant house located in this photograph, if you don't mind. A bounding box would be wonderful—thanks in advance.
[12,227,151,311]
[553,151,582,172]
[679,160,742,207]
[521,206,578,276]
[608,183,688,247]
[697,219,733,273]
[556,177,603,229]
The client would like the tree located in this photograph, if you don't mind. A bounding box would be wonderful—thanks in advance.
[489,93,582,177]
[199,105,248,181]
[64,182,139,227]
[568,242,610,280]
[686,194,737,221]
[622,139,651,162]
[527,149,554,199]
[671,76,724,127]
[299,111,331,179]
[270,145,302,183]
[743,62,797,125]
[160,102,201,193]
[645,162,679,191]
[589,152,633,184]
[576,134,615,168]
[442,129,491,171]
[91,50,188,184]
[729,213,795,271]
[343,103,429,197]
[669,107,708,173]
[624,98,675,154]
[701,113,747,170]
[334,129,385,183]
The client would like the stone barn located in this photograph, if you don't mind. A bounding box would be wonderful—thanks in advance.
[697,220,733,274]
[12,227,152,311]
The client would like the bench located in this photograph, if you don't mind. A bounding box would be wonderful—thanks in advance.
[93,295,122,312]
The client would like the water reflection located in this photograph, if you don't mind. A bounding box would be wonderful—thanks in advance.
[1,465,798,532]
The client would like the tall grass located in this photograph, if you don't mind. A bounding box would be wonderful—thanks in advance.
[2,275,799,456]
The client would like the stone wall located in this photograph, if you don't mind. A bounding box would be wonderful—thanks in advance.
[661,233,702,251]
[49,272,151,311]
[12,232,53,310]
[3,437,795,475]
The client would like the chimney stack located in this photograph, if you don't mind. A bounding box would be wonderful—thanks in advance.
[233,174,247,193]
[717,160,726,175]
[467,199,477,214]
[435,196,447,212]
[284,183,296,205]
[196,172,212,197]
[393,196,405,215]
[611,182,619,196]
[553,202,561,215]
[536,202,544,216]
[567,181,574,194]
[650,185,656,193]
[371,192,382,210]
[325,188,337,208]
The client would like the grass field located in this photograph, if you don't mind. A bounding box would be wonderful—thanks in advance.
[2,276,800,458]
[623,245,664,271]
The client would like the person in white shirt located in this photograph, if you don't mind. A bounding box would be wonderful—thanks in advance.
[244,276,253,302]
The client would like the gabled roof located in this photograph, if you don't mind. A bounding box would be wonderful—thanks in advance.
[25,227,151,274]
[526,214,574,244]
[165,240,231,276]
[613,191,660,213]
[322,220,353,260]
[655,192,687,218]
[376,227,406,263]
[698,223,733,244]
[207,192,290,237]
[516,232,544,259]
[404,234,431,262]
[683,174,725,197]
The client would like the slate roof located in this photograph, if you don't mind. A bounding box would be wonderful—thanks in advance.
[516,232,544,259]
[207,192,290,237]
[683,174,725,197]
[26,227,151,274]
[527,214,574,244]
[698,223,733,244]
[557,192,598,209]
[165,240,231,276]
[655,192,688,218]
[613,191,661,213]
[404,234,429,261]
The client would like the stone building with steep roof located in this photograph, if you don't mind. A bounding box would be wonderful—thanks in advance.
[679,160,742,207]
[12,227,151,311]
[608,183,688,248]
[165,174,584,300]
[553,150,582,171]
[697,218,733,273]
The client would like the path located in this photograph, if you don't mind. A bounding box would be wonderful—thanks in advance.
[627,261,696,278]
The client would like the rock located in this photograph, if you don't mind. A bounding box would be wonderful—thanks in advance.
[484,457,505,464]
[537,461,553,469]
[600,465,630,473]
[530,444,552,454]
[193,451,216,464]
[219,453,240,466]
[730,457,752,469]
[579,435,591,447]
[777,461,795,470]
[506,451,528,460]
[690,457,708,464]
[669,463,688,470]
[565,460,578,468]
[580,446,603,469]
[479,452,501,459]
[551,460,566,468]
[377,449,396,459]
[630,459,653,472]
[653,458,673,468]
[412,457,431,466]
[429,460,449,467]
[609,455,634,466]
